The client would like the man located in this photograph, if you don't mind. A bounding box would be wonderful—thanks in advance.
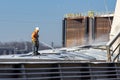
[31,27,39,55]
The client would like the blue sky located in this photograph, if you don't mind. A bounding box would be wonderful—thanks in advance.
[0,0,116,46]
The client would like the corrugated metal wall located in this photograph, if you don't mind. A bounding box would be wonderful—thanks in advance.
[63,17,87,47]
[95,17,112,42]
[63,16,113,47]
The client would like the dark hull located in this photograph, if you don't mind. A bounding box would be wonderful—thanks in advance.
[0,60,119,80]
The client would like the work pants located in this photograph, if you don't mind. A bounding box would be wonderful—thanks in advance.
[32,40,39,55]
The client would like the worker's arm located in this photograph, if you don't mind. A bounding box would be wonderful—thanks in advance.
[31,32,37,42]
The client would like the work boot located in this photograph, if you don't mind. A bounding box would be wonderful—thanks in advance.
[34,51,40,56]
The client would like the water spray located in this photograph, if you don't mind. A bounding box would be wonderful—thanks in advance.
[40,41,55,52]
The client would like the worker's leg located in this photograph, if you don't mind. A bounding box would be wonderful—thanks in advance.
[34,41,39,55]
[36,41,39,55]
[36,46,39,54]
[32,41,36,55]
[34,47,37,55]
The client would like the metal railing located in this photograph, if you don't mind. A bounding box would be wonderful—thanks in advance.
[0,62,120,80]
[106,32,120,62]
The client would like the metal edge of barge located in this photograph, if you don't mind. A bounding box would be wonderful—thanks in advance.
[0,58,119,80]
